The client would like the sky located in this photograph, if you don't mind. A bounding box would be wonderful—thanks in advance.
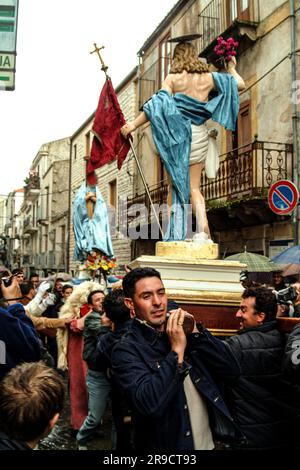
[0,0,177,197]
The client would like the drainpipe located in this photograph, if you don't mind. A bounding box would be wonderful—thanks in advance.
[290,0,299,245]
[66,138,72,273]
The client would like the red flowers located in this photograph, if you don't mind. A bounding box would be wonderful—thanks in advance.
[214,37,239,62]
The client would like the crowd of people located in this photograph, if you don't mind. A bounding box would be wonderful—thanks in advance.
[0,264,300,451]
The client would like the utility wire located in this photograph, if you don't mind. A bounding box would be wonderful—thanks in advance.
[240,49,300,95]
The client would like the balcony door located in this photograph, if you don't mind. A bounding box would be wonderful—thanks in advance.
[227,101,251,152]
[159,33,171,88]
[227,0,250,25]
[226,101,252,194]
[237,101,251,148]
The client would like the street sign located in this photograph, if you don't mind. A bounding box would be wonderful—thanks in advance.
[0,0,18,91]
[268,180,299,215]
[0,69,14,88]
[0,52,15,69]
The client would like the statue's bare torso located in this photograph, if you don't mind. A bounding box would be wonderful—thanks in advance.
[162,71,215,102]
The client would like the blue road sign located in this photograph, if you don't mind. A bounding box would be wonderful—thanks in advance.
[268,180,299,215]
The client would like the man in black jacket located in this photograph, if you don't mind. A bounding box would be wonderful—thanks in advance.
[283,322,300,378]
[97,289,133,450]
[111,268,242,451]
[225,286,300,449]
[76,290,111,450]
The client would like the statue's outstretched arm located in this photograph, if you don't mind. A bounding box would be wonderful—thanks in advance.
[121,111,148,138]
[226,57,246,91]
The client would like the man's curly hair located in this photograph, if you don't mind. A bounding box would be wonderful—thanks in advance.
[242,287,277,322]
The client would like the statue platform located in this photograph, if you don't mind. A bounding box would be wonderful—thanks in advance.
[129,242,300,335]
[129,246,246,336]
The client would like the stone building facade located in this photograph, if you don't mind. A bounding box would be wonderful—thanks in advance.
[19,138,70,276]
[2,189,24,269]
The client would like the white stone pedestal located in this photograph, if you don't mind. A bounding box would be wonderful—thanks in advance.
[129,255,246,305]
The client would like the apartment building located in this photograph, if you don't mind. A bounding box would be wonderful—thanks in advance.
[3,188,24,269]
[19,138,70,276]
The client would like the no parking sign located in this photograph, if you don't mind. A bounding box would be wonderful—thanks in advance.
[268,180,299,215]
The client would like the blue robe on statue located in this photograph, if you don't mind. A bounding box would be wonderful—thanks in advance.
[73,183,114,261]
[143,72,239,241]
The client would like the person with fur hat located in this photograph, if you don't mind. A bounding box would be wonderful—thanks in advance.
[57,281,104,433]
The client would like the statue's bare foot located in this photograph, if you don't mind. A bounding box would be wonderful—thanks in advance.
[193,232,214,245]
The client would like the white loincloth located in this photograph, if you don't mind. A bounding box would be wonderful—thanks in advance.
[190,124,219,179]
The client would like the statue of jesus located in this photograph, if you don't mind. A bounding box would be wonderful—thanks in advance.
[121,42,245,243]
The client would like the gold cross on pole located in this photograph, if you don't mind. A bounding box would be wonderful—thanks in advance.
[90,43,109,77]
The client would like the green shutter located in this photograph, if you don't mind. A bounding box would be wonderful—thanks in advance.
[0,6,15,18]
[0,20,14,32]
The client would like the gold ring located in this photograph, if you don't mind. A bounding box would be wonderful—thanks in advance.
[178,321,183,326]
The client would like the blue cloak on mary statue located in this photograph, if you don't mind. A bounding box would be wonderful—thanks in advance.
[73,183,114,261]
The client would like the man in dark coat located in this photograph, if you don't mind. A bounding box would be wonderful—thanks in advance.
[111,268,242,451]
[0,303,41,381]
[283,322,300,378]
[225,286,300,449]
[97,289,133,450]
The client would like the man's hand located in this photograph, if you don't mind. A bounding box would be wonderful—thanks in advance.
[1,275,22,304]
[166,309,187,364]
[41,293,56,308]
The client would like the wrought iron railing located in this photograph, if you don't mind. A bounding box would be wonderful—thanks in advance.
[199,0,260,53]
[202,140,293,201]
[120,180,168,227]
[24,174,40,195]
[23,216,37,231]
[123,140,293,225]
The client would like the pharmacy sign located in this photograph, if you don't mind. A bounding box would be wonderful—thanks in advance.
[0,0,19,91]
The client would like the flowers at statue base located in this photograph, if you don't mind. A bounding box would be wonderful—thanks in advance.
[85,252,117,276]
[214,36,239,62]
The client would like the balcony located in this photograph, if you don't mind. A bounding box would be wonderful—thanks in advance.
[198,0,259,62]
[123,140,292,228]
[24,174,40,202]
[36,207,49,226]
[202,140,293,201]
[23,216,38,234]
[120,181,169,229]
[36,252,47,268]
[22,254,33,265]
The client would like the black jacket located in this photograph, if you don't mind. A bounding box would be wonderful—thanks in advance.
[226,321,300,449]
[0,304,41,381]
[0,430,31,450]
[112,319,242,451]
[283,322,300,379]
[82,309,110,372]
